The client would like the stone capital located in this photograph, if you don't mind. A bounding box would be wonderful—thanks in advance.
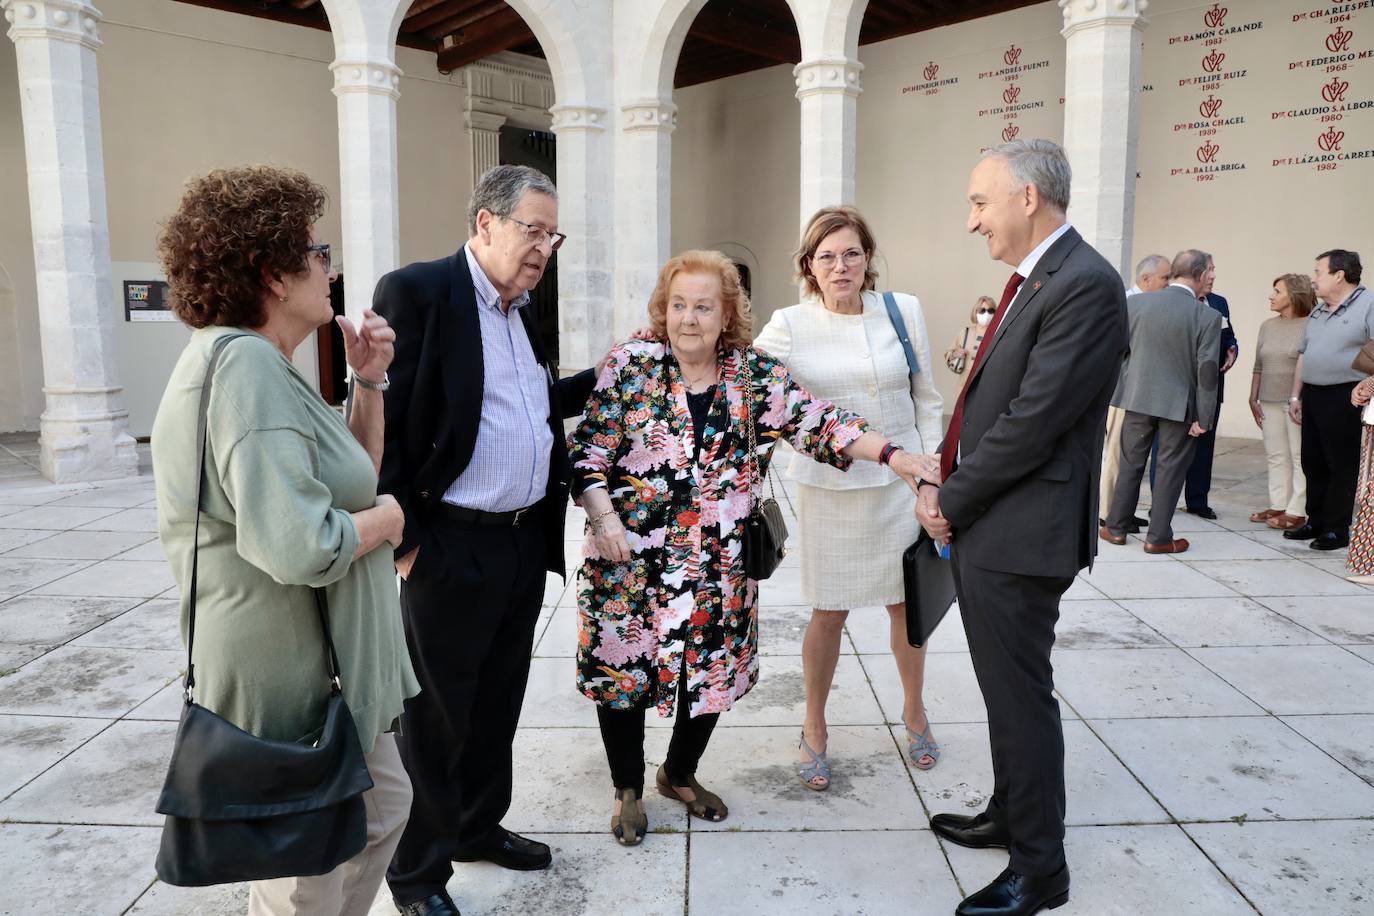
[1060,0,1149,37]
[4,0,102,49]
[465,109,508,133]
[620,100,677,134]
[793,58,863,99]
[330,59,402,100]
[550,104,607,134]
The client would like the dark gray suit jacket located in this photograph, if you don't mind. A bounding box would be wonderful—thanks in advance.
[1111,284,1222,425]
[940,227,1129,577]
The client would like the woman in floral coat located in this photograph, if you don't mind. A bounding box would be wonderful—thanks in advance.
[568,250,936,846]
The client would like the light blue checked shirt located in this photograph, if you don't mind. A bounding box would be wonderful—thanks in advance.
[442,245,553,512]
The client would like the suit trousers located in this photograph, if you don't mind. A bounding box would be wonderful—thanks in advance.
[1301,382,1362,536]
[1184,400,1221,510]
[951,548,1074,877]
[387,511,547,905]
[1108,412,1196,545]
[1098,406,1127,512]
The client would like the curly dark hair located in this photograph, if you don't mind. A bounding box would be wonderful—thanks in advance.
[157,166,327,328]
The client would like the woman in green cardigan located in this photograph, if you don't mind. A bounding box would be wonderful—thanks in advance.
[152,166,419,916]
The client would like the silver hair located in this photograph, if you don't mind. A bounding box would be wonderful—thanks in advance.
[982,138,1072,215]
[467,164,557,236]
[1169,249,1211,282]
[1134,254,1169,280]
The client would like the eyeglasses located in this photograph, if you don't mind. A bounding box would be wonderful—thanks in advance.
[505,216,567,251]
[812,249,866,270]
[306,243,332,274]
[977,308,996,315]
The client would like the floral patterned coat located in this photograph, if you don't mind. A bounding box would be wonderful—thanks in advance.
[568,341,867,718]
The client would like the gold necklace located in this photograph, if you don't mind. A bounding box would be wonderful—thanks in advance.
[682,366,717,392]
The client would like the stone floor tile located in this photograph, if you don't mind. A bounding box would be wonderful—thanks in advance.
[0,714,110,798]
[757,573,808,606]
[0,642,47,671]
[1186,558,1366,597]
[0,528,58,553]
[1280,714,1374,787]
[1119,597,1326,648]
[721,654,884,728]
[1160,513,1227,533]
[45,485,158,510]
[0,594,140,645]
[847,602,969,654]
[1054,648,1262,719]
[128,881,250,915]
[535,605,576,657]
[1091,716,1374,821]
[1305,557,1356,580]
[0,505,122,530]
[1079,561,1236,600]
[2,529,154,561]
[0,823,161,914]
[1063,576,1104,600]
[1189,645,1374,715]
[943,825,1254,916]
[127,678,188,722]
[0,719,175,826]
[110,539,170,562]
[520,656,597,728]
[688,830,960,916]
[904,721,1168,827]
[687,724,926,832]
[0,489,59,507]
[70,599,181,652]
[1162,530,1291,561]
[863,650,996,725]
[542,571,567,607]
[757,603,828,656]
[75,507,160,533]
[1240,526,1342,559]
[1186,820,1374,916]
[1348,644,1374,663]
[32,559,176,598]
[1054,600,1172,650]
[0,557,94,597]
[0,645,181,717]
[1254,595,1374,643]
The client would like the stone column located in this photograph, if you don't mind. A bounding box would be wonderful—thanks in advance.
[1060,0,1148,279]
[4,0,137,482]
[466,109,507,186]
[613,98,676,340]
[551,103,612,369]
[794,57,863,230]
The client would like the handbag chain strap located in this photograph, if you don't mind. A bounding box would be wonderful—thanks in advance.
[185,334,344,703]
[741,353,778,509]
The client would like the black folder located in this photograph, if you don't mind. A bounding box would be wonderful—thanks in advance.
[902,532,957,648]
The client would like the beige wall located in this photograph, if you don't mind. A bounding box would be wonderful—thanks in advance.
[673,0,1374,438]
[0,0,472,435]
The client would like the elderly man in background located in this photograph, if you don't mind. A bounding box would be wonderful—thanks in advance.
[1100,253,1171,529]
[1101,250,1222,555]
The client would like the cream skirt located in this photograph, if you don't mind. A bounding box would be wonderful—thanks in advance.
[795,477,920,609]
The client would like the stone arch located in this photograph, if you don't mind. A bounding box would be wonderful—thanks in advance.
[784,0,869,61]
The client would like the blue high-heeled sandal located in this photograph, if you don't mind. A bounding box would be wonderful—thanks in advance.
[798,732,831,791]
[906,721,941,770]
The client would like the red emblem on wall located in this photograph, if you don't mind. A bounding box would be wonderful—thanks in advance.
[1204,4,1227,29]
[923,61,939,81]
[1202,49,1225,73]
[1196,141,1220,163]
[1318,127,1345,152]
[1002,124,1020,142]
[1003,85,1021,105]
[1326,26,1354,53]
[1198,95,1223,118]
[1322,78,1350,103]
[1004,44,1022,66]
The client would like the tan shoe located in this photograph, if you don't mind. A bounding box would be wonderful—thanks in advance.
[1099,526,1127,546]
[1143,538,1190,554]
[1249,508,1283,523]
[1267,513,1307,530]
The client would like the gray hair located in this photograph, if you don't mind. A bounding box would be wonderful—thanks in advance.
[1170,249,1211,282]
[982,138,1072,215]
[467,164,557,235]
[1135,254,1169,281]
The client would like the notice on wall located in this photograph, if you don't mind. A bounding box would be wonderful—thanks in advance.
[1271,4,1374,172]
[124,281,177,322]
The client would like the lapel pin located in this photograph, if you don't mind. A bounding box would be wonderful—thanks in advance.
[1033,280,1042,290]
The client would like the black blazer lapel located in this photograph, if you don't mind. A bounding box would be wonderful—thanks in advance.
[443,248,484,464]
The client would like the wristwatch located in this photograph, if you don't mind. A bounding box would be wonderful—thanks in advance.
[354,372,390,392]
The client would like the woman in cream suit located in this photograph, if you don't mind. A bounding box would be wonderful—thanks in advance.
[754,207,944,790]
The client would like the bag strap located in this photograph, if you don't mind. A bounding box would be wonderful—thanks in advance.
[882,292,921,377]
[185,333,342,703]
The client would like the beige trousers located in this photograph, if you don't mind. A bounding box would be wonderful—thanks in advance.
[1260,400,1306,516]
[248,734,413,916]
[1098,405,1127,512]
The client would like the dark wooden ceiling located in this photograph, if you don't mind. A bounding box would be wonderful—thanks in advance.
[173,0,1044,87]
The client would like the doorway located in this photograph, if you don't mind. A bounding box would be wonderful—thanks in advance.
[499,126,559,369]
[316,274,346,405]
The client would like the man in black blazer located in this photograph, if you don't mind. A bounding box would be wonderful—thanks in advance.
[377,165,597,916]
[919,139,1129,916]
[1183,264,1238,517]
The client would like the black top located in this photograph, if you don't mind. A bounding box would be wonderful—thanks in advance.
[686,385,717,462]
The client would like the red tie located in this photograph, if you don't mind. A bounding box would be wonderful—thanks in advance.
[940,271,1024,482]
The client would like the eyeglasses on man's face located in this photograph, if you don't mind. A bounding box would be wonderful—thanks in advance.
[505,216,567,252]
[812,248,866,270]
[306,243,333,275]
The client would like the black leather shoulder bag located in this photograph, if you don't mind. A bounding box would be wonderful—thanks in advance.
[740,355,789,581]
[154,333,374,887]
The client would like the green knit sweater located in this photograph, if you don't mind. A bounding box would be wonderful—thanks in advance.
[152,327,418,752]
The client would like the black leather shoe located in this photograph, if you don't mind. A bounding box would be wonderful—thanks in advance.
[454,827,552,870]
[1311,531,1350,551]
[1187,506,1218,520]
[956,864,1070,916]
[930,811,1010,849]
[1284,523,1319,540]
[395,892,461,916]
[1132,515,1148,528]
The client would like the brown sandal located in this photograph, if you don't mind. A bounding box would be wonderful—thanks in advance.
[610,787,647,846]
[1249,508,1283,523]
[1268,513,1306,530]
[655,765,728,822]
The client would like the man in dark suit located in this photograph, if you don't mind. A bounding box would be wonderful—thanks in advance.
[1182,256,1237,518]
[918,139,1128,916]
[377,165,597,916]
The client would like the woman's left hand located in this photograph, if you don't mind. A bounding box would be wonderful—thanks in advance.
[337,308,395,383]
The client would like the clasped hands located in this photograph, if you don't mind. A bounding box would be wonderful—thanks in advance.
[886,452,952,546]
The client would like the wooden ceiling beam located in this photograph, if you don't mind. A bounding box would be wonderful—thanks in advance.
[689,7,798,65]
[406,0,487,32]
[169,0,437,50]
[863,0,1041,44]
[436,10,535,71]
[421,0,510,40]
[403,0,455,20]
[289,0,320,9]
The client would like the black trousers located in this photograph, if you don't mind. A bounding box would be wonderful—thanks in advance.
[1184,400,1221,510]
[1109,412,1196,545]
[596,676,719,796]
[1302,382,1362,535]
[387,511,546,905]
[951,547,1074,878]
